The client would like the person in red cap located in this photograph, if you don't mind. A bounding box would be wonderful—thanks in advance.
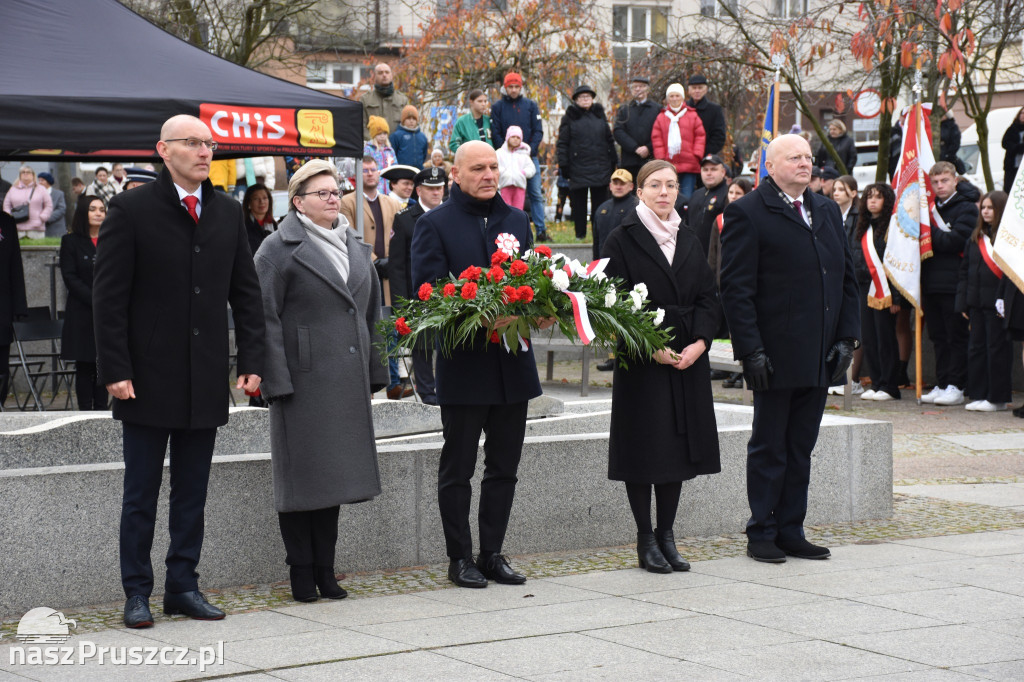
[490,72,550,242]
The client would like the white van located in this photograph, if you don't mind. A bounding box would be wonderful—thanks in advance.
[957,106,1021,192]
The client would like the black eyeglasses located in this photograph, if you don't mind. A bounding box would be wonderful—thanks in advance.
[299,190,341,201]
[163,137,218,151]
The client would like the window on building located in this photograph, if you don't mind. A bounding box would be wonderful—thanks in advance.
[700,0,738,17]
[436,0,507,15]
[773,0,808,18]
[611,5,669,80]
[305,62,367,95]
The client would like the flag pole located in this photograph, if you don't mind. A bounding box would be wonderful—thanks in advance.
[913,69,925,404]
[772,53,783,138]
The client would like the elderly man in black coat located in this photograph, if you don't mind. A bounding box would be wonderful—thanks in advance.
[720,133,860,564]
[686,74,727,156]
[411,140,547,589]
[94,114,266,628]
[613,76,661,187]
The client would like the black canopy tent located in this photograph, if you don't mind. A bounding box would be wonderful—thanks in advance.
[0,0,362,162]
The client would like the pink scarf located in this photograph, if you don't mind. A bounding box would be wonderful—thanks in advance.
[636,201,680,265]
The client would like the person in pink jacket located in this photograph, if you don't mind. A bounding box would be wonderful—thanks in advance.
[3,166,53,239]
[496,125,536,210]
[651,83,706,207]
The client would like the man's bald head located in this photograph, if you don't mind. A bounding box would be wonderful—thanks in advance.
[765,134,813,196]
[160,114,209,143]
[452,141,499,200]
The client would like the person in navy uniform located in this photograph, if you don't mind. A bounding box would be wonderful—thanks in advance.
[719,134,860,564]
[411,140,550,588]
[94,114,266,628]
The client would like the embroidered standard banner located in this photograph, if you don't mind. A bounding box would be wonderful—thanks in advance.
[993,161,1024,292]
[862,226,892,309]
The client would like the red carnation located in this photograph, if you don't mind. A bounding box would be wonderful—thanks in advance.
[491,250,510,265]
[487,265,506,283]
[534,245,553,257]
[544,269,553,278]
[509,259,528,277]
[501,285,519,304]
[418,283,433,301]
[395,317,412,335]
[490,331,500,343]
[517,285,534,303]
[442,282,457,297]
[460,282,478,300]
[458,265,482,281]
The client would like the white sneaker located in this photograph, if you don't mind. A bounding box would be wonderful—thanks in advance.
[934,386,965,406]
[860,389,877,400]
[850,383,865,396]
[920,385,945,404]
[828,385,845,396]
[872,391,894,401]
[965,400,985,411]
[974,400,1008,412]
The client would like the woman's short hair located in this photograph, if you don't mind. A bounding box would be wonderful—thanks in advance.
[243,183,273,217]
[467,88,485,102]
[828,119,847,135]
[70,195,104,238]
[636,160,677,189]
[288,160,338,207]
[836,174,858,194]
[18,165,35,179]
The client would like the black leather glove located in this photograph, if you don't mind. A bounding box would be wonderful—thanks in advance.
[373,257,390,280]
[741,349,773,392]
[825,339,857,384]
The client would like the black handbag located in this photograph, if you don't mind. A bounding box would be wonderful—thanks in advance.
[9,185,35,223]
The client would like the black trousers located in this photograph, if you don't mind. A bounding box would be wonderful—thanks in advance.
[746,387,828,543]
[278,506,340,567]
[922,292,969,389]
[862,303,901,398]
[438,401,529,559]
[0,343,10,408]
[967,307,1013,403]
[74,361,108,410]
[120,422,217,598]
[568,186,609,239]
[412,346,436,404]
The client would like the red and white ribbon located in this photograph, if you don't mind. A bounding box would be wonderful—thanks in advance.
[500,332,530,353]
[979,234,1004,279]
[564,291,595,345]
[862,226,892,310]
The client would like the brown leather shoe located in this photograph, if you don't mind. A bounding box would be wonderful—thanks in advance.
[386,384,414,400]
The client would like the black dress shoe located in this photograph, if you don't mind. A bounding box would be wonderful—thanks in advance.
[124,595,153,628]
[747,540,787,563]
[289,566,318,603]
[536,232,553,243]
[596,359,615,372]
[637,532,672,573]
[654,528,690,572]
[448,558,488,588]
[709,369,730,380]
[315,566,348,600]
[163,590,226,620]
[1013,405,1024,418]
[477,553,527,584]
[776,537,831,560]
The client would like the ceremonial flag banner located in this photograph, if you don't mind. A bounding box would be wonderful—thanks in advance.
[993,159,1024,292]
[755,83,775,186]
[883,103,937,309]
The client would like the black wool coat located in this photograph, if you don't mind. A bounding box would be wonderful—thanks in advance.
[1002,117,1024,187]
[556,102,618,190]
[592,194,637,261]
[93,169,266,430]
[613,99,661,168]
[410,183,541,406]
[924,183,979,295]
[814,133,858,173]
[59,233,99,361]
[601,210,721,484]
[956,238,1004,312]
[0,213,27,346]
[245,214,275,258]
[388,200,425,303]
[686,97,727,156]
[686,180,729,257]
[720,179,861,389]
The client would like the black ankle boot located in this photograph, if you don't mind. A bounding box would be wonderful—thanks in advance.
[289,566,318,602]
[637,533,672,573]
[314,567,348,599]
[655,528,690,572]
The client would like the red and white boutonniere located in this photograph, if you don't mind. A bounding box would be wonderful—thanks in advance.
[495,232,520,257]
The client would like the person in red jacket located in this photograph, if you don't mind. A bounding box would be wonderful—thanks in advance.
[651,82,706,207]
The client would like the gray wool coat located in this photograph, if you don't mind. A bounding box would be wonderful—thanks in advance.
[254,211,389,513]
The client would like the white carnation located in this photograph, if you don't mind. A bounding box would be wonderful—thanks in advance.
[551,269,571,291]
[604,289,617,307]
[592,270,607,282]
[521,249,534,259]
[629,290,643,311]
[653,308,665,326]
[633,282,649,300]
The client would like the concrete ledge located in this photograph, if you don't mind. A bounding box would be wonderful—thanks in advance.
[0,404,891,617]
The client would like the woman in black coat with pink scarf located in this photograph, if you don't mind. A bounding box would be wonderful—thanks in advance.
[601,159,721,574]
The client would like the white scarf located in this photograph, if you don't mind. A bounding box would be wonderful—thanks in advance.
[296,211,351,283]
[664,107,686,157]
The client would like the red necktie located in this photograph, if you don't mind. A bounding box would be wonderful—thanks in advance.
[792,199,802,214]
[183,195,199,224]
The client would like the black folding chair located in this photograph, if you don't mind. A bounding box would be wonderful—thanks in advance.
[11,319,76,411]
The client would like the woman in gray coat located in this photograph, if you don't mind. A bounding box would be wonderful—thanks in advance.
[254,160,388,603]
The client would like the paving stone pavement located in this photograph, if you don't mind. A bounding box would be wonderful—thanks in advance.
[2,379,1023,679]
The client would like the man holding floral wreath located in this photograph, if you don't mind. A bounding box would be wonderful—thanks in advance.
[411,140,543,589]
